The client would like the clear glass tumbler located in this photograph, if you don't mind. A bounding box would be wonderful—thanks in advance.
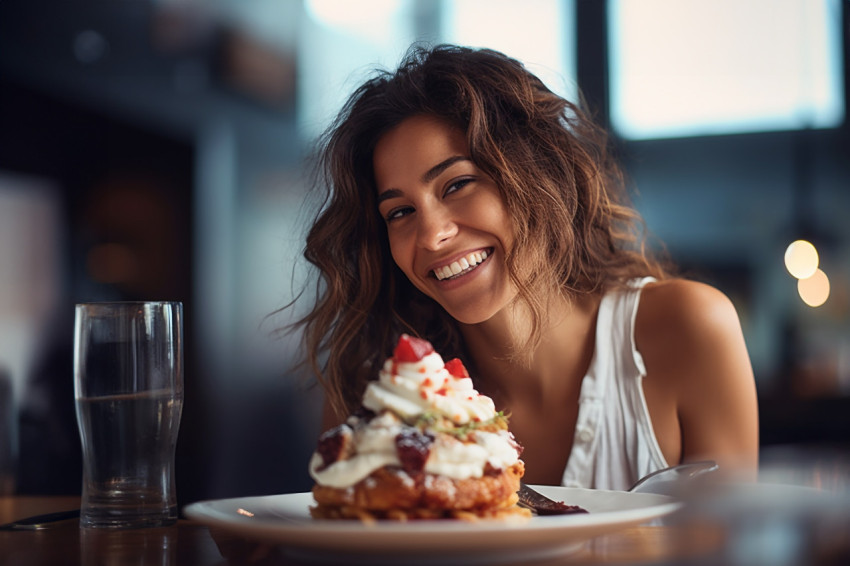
[74,302,184,529]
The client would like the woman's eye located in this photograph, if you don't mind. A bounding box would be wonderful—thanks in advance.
[445,178,473,196]
[385,206,413,222]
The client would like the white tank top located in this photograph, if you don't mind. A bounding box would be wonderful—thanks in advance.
[561,277,669,491]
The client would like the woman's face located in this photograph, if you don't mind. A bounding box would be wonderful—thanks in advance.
[373,115,516,325]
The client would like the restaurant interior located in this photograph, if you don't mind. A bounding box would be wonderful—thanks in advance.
[1,0,848,510]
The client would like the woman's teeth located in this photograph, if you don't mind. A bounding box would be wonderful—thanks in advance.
[433,250,488,281]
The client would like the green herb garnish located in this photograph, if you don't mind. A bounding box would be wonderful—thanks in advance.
[407,410,509,441]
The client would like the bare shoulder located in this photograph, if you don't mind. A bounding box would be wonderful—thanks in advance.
[635,277,749,384]
[635,278,759,473]
[636,278,741,348]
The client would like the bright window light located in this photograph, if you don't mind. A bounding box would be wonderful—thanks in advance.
[298,0,415,140]
[608,0,845,140]
[441,0,577,103]
[305,0,406,42]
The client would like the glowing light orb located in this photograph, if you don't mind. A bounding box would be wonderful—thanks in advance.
[797,268,830,307]
[784,239,819,279]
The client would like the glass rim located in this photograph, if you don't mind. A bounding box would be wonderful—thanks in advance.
[75,301,182,307]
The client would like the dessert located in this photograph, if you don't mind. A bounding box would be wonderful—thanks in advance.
[309,334,530,521]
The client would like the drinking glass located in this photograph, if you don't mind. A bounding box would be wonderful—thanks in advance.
[74,302,184,529]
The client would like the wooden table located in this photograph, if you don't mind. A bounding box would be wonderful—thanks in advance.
[0,496,734,565]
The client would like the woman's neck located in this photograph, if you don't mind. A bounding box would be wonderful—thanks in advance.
[459,292,601,407]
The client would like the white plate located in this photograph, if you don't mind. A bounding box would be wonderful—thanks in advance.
[184,486,682,565]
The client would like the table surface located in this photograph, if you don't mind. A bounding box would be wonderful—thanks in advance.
[0,496,730,566]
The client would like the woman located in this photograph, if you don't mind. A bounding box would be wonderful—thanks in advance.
[292,44,758,489]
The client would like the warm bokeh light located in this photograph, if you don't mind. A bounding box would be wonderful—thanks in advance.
[797,268,830,307]
[784,239,820,279]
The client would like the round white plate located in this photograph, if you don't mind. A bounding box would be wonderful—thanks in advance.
[184,486,682,564]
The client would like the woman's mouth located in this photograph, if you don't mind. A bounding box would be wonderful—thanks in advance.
[432,249,491,281]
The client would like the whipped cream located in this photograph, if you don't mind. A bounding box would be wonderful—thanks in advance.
[363,352,495,425]
[309,344,521,489]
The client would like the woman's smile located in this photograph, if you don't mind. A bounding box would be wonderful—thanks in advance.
[431,248,491,281]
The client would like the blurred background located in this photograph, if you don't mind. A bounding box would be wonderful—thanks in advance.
[0,0,847,505]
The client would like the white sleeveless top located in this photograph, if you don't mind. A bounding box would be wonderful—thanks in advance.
[561,277,669,491]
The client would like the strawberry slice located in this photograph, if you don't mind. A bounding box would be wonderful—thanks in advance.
[444,358,469,378]
[393,334,434,362]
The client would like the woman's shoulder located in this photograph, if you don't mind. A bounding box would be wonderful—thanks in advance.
[637,278,740,338]
[633,277,749,380]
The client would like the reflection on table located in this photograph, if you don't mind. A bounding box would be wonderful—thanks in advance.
[0,496,715,566]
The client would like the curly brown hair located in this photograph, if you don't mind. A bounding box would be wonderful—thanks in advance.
[291,44,671,418]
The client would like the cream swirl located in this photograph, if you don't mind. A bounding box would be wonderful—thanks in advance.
[362,352,496,424]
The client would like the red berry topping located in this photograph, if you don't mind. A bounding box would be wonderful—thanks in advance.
[393,334,435,363]
[395,429,434,474]
[316,424,354,469]
[444,358,469,378]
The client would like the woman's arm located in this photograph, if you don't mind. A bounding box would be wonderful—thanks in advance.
[637,279,760,478]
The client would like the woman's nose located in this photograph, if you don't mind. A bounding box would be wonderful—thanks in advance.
[417,206,458,250]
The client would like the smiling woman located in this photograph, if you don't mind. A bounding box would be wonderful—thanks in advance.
[284,44,759,491]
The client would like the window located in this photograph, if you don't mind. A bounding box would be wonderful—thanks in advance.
[441,0,577,103]
[608,0,845,139]
[298,0,416,139]
[297,0,578,139]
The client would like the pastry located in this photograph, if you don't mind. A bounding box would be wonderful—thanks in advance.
[309,334,529,521]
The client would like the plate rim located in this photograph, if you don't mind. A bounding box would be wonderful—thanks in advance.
[183,485,683,554]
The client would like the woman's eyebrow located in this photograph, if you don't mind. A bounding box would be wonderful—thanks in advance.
[421,155,469,184]
[377,155,471,205]
[377,188,403,205]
